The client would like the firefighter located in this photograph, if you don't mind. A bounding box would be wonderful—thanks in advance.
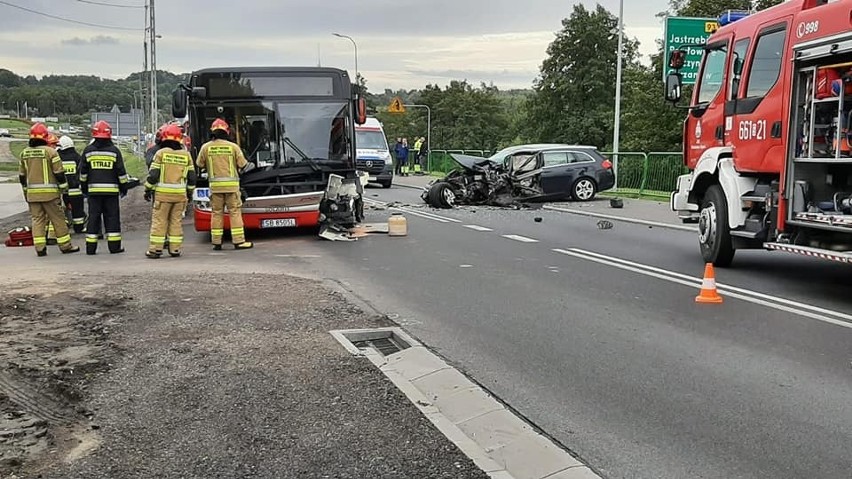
[18,123,80,256]
[57,135,87,233]
[195,118,253,250]
[79,120,129,255]
[143,124,196,258]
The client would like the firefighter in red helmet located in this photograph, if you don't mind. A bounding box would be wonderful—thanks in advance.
[143,124,196,258]
[195,118,252,250]
[79,120,129,254]
[18,123,80,256]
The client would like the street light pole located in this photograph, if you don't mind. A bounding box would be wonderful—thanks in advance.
[333,33,359,82]
[612,0,624,190]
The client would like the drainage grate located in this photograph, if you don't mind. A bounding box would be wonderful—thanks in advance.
[353,336,406,356]
[332,328,414,357]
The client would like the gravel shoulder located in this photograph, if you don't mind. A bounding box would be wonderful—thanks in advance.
[1,273,488,479]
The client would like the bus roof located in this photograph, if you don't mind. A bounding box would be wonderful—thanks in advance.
[192,66,350,77]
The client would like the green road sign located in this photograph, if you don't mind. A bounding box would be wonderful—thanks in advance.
[663,16,719,85]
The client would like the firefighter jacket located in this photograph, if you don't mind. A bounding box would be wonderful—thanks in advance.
[58,148,83,197]
[80,142,129,196]
[145,147,196,202]
[18,146,68,203]
[196,139,248,194]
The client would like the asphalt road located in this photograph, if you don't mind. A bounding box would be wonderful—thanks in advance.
[317,184,852,479]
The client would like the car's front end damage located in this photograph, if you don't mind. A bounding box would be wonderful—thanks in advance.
[422,152,545,208]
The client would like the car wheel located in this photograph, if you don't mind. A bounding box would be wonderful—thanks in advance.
[571,177,597,201]
[429,183,456,209]
[381,180,392,189]
[698,185,735,267]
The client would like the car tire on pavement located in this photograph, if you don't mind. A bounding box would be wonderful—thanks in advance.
[381,181,392,189]
[428,183,456,209]
[571,177,597,201]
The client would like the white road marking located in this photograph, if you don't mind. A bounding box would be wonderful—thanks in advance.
[464,225,494,232]
[364,198,461,224]
[459,264,473,268]
[503,234,539,243]
[543,205,698,233]
[275,254,321,258]
[554,248,852,330]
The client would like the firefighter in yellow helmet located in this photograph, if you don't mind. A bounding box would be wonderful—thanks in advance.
[195,118,253,250]
[143,124,196,258]
[19,123,80,256]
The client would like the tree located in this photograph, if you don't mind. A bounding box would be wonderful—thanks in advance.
[523,4,639,148]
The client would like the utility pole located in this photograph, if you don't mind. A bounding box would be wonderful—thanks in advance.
[148,0,158,134]
[612,0,624,190]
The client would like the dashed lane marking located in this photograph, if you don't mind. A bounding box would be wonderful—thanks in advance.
[502,234,539,243]
[464,225,494,232]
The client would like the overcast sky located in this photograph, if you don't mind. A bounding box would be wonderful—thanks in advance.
[0,0,670,90]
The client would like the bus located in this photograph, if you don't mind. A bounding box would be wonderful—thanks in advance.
[171,66,367,232]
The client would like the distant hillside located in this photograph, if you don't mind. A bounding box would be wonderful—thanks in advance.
[0,69,187,123]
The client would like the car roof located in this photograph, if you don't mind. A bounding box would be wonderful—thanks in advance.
[490,143,599,158]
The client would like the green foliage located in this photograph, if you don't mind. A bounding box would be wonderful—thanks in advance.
[523,4,640,148]
[374,80,516,153]
[0,69,186,123]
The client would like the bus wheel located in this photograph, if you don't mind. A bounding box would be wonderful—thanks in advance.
[699,185,735,267]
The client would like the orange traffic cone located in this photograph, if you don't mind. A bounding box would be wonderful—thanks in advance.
[695,263,723,304]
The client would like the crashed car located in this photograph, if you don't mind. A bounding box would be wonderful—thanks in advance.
[423,144,615,208]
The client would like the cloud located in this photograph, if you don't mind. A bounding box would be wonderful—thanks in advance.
[61,35,120,46]
[0,0,672,90]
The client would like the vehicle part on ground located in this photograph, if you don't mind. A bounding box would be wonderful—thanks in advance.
[610,198,624,209]
[318,172,367,241]
[596,220,614,230]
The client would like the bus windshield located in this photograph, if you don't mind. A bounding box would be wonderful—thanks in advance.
[193,100,351,169]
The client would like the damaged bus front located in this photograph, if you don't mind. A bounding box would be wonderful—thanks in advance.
[172,67,368,233]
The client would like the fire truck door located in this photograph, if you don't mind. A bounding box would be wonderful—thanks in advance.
[686,37,732,170]
[727,20,790,173]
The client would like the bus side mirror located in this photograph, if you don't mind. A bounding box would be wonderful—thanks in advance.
[665,72,683,103]
[172,88,187,119]
[669,49,687,70]
[356,97,367,125]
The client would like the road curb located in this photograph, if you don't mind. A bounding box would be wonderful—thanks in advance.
[394,182,429,191]
[543,204,698,233]
[331,327,602,479]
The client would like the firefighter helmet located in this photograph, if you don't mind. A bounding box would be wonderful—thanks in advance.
[155,124,165,141]
[91,120,112,139]
[47,133,59,147]
[58,135,75,151]
[29,123,49,140]
[162,124,183,143]
[210,118,230,134]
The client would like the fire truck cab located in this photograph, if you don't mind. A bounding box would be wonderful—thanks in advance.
[668,0,852,266]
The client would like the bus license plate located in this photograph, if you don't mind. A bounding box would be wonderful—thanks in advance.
[261,218,296,228]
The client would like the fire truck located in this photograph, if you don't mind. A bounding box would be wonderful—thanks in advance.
[667,0,852,266]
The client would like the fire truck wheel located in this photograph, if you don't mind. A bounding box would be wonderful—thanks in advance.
[699,185,735,267]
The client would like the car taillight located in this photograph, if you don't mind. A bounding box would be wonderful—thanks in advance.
[601,159,613,169]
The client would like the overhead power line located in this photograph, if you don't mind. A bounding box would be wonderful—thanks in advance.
[0,0,143,30]
[76,0,144,9]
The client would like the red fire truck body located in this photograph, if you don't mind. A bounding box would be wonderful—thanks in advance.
[669,0,852,265]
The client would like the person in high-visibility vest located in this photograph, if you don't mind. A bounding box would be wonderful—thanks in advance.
[412,137,423,174]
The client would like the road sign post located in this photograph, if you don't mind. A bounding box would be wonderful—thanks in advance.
[663,16,719,85]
